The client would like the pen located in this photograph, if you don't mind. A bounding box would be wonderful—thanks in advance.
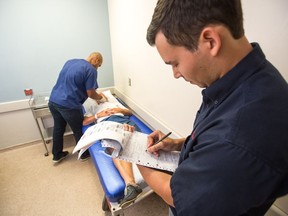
[154,131,172,145]
[145,131,172,153]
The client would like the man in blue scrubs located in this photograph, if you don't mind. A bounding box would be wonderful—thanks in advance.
[49,52,107,163]
[138,0,288,215]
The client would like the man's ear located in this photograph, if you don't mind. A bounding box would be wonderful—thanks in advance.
[199,27,221,57]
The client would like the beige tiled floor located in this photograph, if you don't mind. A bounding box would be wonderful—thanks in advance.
[0,136,169,216]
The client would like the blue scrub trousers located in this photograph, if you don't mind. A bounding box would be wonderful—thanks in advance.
[48,102,84,158]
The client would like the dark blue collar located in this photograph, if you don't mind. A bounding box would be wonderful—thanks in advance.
[202,43,266,106]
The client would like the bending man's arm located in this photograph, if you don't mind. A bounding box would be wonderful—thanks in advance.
[87,89,108,103]
[137,165,174,206]
[83,108,132,126]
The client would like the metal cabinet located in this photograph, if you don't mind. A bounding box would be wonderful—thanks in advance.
[29,93,73,156]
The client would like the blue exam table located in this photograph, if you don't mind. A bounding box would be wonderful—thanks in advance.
[83,114,154,216]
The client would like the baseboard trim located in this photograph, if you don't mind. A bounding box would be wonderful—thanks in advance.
[269,205,288,216]
[0,139,42,153]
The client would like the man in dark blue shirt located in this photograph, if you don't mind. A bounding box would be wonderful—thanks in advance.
[138,0,288,215]
[49,52,107,163]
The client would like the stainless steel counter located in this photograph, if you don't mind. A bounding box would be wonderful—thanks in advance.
[29,93,72,156]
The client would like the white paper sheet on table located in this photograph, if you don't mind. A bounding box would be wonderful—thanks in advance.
[73,121,179,172]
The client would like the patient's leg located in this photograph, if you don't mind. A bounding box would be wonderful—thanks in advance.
[112,158,136,185]
[112,158,143,207]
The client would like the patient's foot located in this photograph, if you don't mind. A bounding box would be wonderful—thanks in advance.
[79,150,90,162]
[119,184,143,208]
[53,151,69,163]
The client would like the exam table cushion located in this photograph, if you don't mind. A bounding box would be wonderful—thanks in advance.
[82,114,152,202]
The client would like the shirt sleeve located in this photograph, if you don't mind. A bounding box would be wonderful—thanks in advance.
[85,66,98,90]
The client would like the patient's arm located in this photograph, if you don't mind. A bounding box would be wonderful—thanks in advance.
[108,108,132,116]
[97,108,132,118]
[83,116,95,126]
[82,108,133,126]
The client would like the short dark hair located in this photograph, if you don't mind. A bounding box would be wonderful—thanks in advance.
[147,0,244,51]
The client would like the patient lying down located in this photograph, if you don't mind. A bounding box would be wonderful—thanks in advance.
[83,91,143,207]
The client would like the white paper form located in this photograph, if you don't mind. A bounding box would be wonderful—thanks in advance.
[73,121,127,153]
[73,121,180,172]
[102,131,180,172]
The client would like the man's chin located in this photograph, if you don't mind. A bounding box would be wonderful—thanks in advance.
[189,81,206,88]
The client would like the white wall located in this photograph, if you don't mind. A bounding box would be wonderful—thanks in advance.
[0,0,113,103]
[0,100,40,149]
[242,0,288,76]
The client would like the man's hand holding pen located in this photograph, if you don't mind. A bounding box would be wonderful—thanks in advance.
[122,126,185,156]
[147,131,185,156]
[147,131,174,157]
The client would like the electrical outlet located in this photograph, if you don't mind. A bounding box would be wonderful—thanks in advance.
[24,88,33,96]
[128,78,132,86]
